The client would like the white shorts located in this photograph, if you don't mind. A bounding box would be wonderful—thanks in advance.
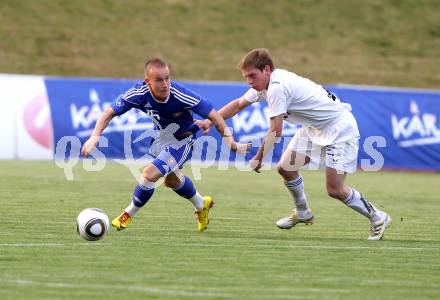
[288,128,359,173]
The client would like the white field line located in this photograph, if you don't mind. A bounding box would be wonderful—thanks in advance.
[0,243,109,247]
[0,243,63,247]
[0,278,356,297]
[144,242,440,252]
[0,243,438,252]
[0,278,233,298]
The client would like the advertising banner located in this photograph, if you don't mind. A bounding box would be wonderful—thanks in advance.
[45,79,299,164]
[1,74,439,171]
[0,75,17,159]
[329,85,440,171]
[44,78,440,171]
[0,75,53,159]
[45,77,154,160]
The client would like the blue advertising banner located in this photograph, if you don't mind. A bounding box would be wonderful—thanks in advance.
[328,85,440,171]
[45,77,440,172]
[46,77,152,159]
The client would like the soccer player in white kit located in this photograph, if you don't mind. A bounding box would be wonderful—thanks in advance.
[198,48,391,240]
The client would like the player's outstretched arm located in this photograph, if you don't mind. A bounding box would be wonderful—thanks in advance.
[81,107,116,157]
[218,97,252,120]
[250,114,284,173]
[207,109,250,154]
[196,97,251,134]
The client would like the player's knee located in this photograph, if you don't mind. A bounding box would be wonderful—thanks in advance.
[163,178,172,188]
[326,185,344,200]
[141,171,159,183]
[276,163,287,176]
[277,163,299,181]
[164,176,179,188]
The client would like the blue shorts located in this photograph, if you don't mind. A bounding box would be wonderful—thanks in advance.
[151,139,195,176]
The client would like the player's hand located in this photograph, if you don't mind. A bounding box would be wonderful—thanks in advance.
[231,142,251,154]
[194,119,212,135]
[81,136,100,157]
[249,158,262,173]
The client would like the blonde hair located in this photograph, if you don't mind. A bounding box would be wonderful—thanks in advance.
[144,58,168,77]
[237,48,274,71]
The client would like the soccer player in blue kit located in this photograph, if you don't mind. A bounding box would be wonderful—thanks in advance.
[82,58,248,232]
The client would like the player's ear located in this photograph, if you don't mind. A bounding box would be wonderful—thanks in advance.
[144,68,150,84]
[263,65,271,73]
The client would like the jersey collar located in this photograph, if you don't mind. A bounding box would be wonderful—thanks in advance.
[151,91,170,104]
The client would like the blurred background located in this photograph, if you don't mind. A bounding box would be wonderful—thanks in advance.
[1,0,439,168]
[1,0,439,87]
[1,2,440,300]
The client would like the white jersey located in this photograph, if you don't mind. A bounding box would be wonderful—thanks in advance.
[242,69,359,145]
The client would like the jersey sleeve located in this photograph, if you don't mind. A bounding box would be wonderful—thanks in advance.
[191,97,214,118]
[242,88,264,103]
[110,82,145,115]
[267,83,287,118]
[171,82,213,117]
[110,96,133,115]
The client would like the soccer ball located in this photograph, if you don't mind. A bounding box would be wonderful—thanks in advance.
[76,208,110,241]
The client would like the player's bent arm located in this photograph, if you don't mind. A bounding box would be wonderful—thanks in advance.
[90,107,116,137]
[251,114,284,172]
[206,109,248,153]
[81,107,116,157]
[201,97,251,130]
[218,97,252,120]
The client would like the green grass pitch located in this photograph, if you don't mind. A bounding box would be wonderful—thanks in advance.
[0,161,439,300]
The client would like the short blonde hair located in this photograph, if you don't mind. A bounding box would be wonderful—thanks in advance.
[144,58,168,76]
[237,48,274,71]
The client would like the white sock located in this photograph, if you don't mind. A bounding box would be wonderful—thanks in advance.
[285,177,309,212]
[343,188,378,219]
[124,179,155,217]
[188,192,204,211]
[125,202,140,217]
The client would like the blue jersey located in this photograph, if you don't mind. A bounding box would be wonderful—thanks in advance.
[110,80,213,139]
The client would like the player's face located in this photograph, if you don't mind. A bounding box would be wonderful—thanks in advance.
[242,65,271,91]
[145,66,171,101]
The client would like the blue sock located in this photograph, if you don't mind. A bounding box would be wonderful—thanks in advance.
[132,183,154,208]
[173,176,196,199]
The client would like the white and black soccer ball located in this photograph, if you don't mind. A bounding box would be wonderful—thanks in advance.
[76,208,110,241]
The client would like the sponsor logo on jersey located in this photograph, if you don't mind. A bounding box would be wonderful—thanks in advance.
[162,164,170,173]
